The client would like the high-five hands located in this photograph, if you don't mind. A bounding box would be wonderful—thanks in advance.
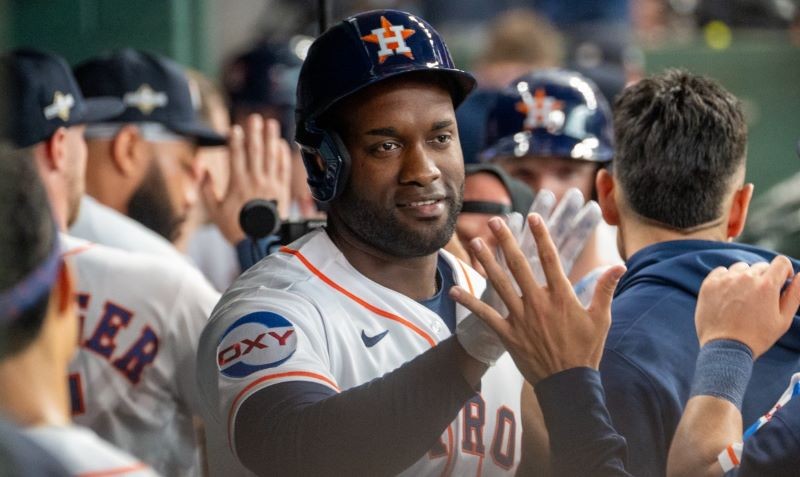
[452,214,625,384]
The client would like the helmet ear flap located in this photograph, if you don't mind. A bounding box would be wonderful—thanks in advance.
[300,128,351,203]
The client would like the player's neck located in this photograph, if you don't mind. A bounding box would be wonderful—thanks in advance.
[326,220,439,301]
[0,340,71,428]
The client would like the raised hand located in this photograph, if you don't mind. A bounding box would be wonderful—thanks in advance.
[451,214,625,384]
[202,114,292,244]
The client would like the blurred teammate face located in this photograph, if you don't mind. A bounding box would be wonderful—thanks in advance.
[456,172,511,252]
[127,139,200,242]
[495,155,597,201]
[64,125,88,227]
[333,78,464,258]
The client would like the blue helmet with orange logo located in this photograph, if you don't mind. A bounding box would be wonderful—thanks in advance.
[295,9,476,202]
[480,69,613,164]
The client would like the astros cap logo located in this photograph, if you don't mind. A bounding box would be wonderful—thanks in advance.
[516,87,565,132]
[43,91,75,122]
[123,84,168,115]
[361,16,416,64]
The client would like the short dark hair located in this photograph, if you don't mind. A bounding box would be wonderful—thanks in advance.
[612,69,747,229]
[0,143,58,359]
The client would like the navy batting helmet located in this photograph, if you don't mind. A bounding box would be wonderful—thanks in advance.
[481,69,613,163]
[295,9,476,202]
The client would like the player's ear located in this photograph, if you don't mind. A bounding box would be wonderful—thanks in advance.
[726,182,754,240]
[55,260,75,316]
[111,124,145,177]
[596,169,619,226]
[40,127,69,172]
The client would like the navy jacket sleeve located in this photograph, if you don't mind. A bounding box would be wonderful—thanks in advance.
[233,336,477,477]
[535,367,632,477]
[600,349,680,477]
[729,397,800,477]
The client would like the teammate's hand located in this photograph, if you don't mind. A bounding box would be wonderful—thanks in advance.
[202,114,292,244]
[450,214,626,385]
[503,188,601,285]
[695,256,800,358]
[482,188,601,316]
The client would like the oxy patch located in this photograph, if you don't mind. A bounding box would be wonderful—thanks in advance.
[216,312,297,378]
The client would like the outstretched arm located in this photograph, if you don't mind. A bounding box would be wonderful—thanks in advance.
[450,214,629,477]
[667,258,800,477]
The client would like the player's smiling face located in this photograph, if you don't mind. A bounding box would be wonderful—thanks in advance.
[331,75,464,258]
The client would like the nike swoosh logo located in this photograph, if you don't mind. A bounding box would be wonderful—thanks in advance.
[361,329,389,348]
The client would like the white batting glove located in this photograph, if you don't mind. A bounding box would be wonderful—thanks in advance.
[501,188,602,291]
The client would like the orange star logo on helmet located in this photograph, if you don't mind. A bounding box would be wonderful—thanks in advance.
[361,16,416,64]
[516,88,565,131]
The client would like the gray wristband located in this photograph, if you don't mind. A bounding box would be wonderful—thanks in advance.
[690,339,754,410]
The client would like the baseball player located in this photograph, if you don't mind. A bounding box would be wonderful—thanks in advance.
[0,48,231,476]
[481,69,623,303]
[0,54,156,474]
[196,9,614,476]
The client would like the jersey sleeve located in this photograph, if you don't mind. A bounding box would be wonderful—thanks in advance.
[600,349,677,476]
[535,367,632,477]
[195,286,337,447]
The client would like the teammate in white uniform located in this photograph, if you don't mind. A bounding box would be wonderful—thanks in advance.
[194,10,597,476]
[0,53,158,475]
[25,425,157,477]
[62,233,219,476]
[0,49,232,476]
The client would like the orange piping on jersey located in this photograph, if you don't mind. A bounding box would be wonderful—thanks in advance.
[77,462,150,477]
[227,370,340,449]
[440,425,455,477]
[455,260,476,296]
[280,247,437,347]
[61,243,96,258]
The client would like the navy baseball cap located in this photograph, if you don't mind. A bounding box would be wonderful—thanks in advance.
[0,48,124,148]
[74,49,227,146]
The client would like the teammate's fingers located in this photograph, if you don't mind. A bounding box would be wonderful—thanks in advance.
[529,189,556,222]
[555,201,602,273]
[547,188,584,248]
[200,170,219,212]
[588,265,626,318]
[749,262,770,275]
[246,114,264,175]
[528,213,572,294]
[704,266,728,282]
[489,217,540,301]
[728,262,750,273]
[264,118,281,178]
[227,125,246,190]
[449,286,512,338]
[278,139,291,183]
[779,272,800,320]
[766,255,794,288]
[470,235,526,318]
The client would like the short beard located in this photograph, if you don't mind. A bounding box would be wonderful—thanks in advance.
[332,183,463,258]
[127,161,184,243]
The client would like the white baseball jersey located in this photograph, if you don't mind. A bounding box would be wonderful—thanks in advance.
[197,228,524,476]
[61,234,220,477]
[25,424,159,476]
